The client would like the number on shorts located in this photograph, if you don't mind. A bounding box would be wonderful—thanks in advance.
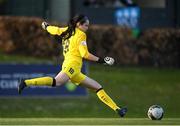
[69,68,74,74]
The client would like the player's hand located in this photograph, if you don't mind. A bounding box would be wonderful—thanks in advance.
[41,21,49,30]
[97,56,115,65]
[104,57,114,65]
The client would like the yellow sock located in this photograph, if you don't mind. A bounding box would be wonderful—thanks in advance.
[25,76,55,86]
[97,88,120,111]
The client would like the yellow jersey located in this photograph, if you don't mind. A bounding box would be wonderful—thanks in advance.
[46,26,90,69]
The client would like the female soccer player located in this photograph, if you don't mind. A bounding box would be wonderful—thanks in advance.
[18,14,127,117]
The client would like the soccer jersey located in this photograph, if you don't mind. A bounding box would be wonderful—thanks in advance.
[47,26,89,67]
[46,26,89,84]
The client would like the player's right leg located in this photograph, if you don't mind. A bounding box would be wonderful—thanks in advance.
[80,76,127,117]
[18,71,70,94]
[116,107,128,117]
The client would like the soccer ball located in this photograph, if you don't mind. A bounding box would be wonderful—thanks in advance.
[147,105,164,120]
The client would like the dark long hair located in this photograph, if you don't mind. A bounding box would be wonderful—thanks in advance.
[60,14,89,41]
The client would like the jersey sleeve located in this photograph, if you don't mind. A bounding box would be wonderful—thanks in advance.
[46,26,67,35]
[78,34,90,59]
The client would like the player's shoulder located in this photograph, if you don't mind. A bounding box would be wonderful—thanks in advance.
[76,28,87,37]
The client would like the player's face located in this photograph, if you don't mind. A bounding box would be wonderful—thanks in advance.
[78,20,89,32]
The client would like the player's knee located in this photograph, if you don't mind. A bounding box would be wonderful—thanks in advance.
[96,82,102,89]
[96,87,103,93]
[93,82,102,92]
[55,79,67,86]
[93,82,102,91]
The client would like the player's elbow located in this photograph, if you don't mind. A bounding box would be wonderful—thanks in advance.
[81,52,90,59]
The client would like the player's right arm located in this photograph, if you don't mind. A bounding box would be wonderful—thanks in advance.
[41,21,66,35]
[77,33,115,65]
[87,53,115,66]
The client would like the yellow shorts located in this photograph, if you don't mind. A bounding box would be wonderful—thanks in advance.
[61,64,86,85]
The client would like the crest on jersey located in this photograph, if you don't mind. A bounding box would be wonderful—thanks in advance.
[81,41,87,46]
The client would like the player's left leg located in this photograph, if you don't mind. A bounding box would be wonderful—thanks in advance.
[80,76,127,117]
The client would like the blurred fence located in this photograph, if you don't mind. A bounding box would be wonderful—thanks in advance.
[0,16,180,67]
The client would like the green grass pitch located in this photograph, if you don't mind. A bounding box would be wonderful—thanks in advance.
[0,118,180,125]
[0,54,180,125]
